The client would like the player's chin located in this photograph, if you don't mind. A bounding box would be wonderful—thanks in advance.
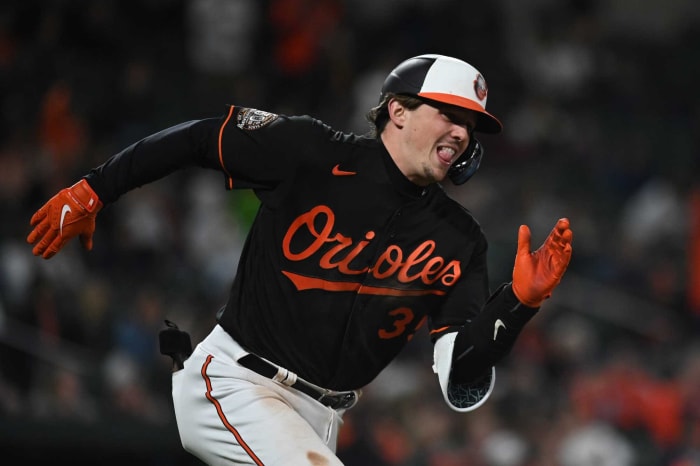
[421,159,450,184]
[434,161,452,181]
[425,167,449,184]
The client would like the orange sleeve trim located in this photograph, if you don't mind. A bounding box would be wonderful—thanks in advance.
[429,326,451,335]
[218,106,236,189]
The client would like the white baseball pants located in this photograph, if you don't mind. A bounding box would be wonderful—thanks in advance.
[172,325,346,465]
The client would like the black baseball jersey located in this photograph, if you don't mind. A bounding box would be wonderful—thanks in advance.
[86,105,492,391]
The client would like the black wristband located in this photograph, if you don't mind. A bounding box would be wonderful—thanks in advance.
[451,283,538,383]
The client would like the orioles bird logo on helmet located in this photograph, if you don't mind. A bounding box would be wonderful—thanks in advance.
[474,74,488,101]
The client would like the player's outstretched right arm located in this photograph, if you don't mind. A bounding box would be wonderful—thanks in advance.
[27,118,226,259]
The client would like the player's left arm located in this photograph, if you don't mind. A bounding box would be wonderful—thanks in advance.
[434,218,573,411]
[432,284,529,412]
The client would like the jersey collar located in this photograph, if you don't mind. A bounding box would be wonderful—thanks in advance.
[379,142,434,199]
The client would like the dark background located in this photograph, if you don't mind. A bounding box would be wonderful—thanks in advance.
[1,0,699,465]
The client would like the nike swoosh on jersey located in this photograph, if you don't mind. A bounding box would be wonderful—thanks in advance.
[493,319,506,340]
[59,204,72,237]
[332,164,356,176]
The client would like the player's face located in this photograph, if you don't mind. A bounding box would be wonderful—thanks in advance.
[399,102,477,185]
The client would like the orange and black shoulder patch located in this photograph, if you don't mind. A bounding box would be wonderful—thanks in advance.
[236,108,278,130]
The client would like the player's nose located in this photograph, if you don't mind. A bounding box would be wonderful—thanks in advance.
[450,124,470,149]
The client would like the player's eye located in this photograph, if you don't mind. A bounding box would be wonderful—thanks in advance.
[443,111,472,130]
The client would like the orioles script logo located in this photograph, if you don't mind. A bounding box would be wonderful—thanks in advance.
[281,205,461,296]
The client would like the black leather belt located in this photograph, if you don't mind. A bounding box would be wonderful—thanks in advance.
[238,354,358,410]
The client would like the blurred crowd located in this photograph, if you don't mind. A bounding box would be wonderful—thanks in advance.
[1,0,699,465]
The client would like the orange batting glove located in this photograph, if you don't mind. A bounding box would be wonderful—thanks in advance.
[512,218,573,308]
[27,179,103,259]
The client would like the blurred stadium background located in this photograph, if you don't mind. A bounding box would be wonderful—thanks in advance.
[1,0,699,465]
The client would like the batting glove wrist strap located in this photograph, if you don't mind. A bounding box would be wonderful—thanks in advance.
[69,178,102,213]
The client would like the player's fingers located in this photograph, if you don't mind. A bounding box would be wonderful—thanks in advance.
[42,234,67,259]
[547,218,567,239]
[30,207,48,227]
[79,232,94,251]
[27,229,38,245]
[548,238,573,277]
[27,218,51,245]
[516,225,531,256]
[547,220,573,250]
[32,228,58,257]
[562,227,573,244]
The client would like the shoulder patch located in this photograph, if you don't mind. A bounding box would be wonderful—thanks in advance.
[236,108,279,130]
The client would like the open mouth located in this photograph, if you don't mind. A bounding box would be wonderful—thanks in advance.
[437,146,457,166]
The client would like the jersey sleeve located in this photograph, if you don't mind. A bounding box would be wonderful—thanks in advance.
[83,106,327,204]
[428,222,490,340]
[85,118,222,204]
[216,106,328,191]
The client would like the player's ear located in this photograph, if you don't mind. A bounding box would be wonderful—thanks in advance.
[387,98,407,126]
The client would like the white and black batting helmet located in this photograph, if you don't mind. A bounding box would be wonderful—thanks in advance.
[380,54,502,134]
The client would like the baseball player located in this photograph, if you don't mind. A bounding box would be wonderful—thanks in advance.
[27,54,573,465]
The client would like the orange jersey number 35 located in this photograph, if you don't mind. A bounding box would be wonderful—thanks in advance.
[378,308,427,342]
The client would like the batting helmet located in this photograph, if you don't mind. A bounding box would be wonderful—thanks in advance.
[380,54,501,185]
[380,54,502,134]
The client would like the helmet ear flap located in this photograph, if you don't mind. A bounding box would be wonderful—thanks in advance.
[448,138,483,185]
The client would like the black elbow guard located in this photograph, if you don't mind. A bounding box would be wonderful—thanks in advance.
[451,283,539,383]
